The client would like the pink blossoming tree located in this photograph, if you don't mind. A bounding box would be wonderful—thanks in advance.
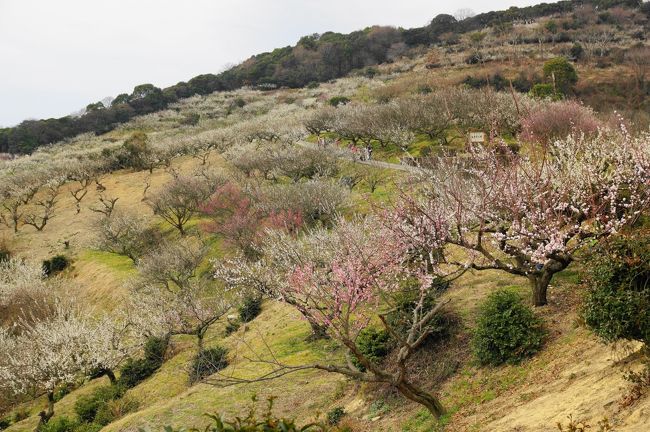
[389,128,650,306]
[212,218,448,418]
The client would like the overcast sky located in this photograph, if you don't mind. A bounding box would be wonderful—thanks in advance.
[0,0,547,127]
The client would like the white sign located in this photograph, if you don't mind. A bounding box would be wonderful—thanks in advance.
[469,132,486,143]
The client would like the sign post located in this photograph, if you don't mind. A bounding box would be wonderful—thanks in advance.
[468,132,486,144]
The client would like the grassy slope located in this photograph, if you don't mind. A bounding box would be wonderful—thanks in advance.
[4,49,650,432]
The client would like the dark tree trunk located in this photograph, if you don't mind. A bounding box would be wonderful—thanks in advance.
[528,258,570,307]
[36,391,55,430]
[197,330,205,354]
[306,319,329,341]
[396,380,445,419]
[105,368,117,385]
[529,273,551,307]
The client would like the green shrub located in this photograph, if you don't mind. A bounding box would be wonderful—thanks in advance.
[190,346,228,383]
[118,335,168,388]
[38,416,78,432]
[143,335,168,366]
[0,417,10,430]
[363,67,378,78]
[472,290,545,366]
[529,83,560,100]
[386,277,450,341]
[352,327,391,371]
[543,57,578,95]
[74,385,124,423]
[328,96,350,107]
[570,43,584,60]
[93,396,139,426]
[464,52,483,65]
[326,407,345,426]
[118,358,156,389]
[583,235,650,345]
[42,255,70,277]
[224,319,241,335]
[238,296,262,323]
[164,397,329,431]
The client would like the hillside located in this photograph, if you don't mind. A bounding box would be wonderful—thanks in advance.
[1,2,650,432]
[1,0,648,154]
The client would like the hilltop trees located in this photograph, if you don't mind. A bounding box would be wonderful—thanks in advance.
[388,129,650,306]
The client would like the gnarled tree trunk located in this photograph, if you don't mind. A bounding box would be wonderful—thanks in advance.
[396,380,445,419]
[528,258,571,306]
[36,391,55,430]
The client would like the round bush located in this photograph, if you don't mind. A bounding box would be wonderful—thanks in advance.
[529,83,559,100]
[543,57,578,94]
[472,290,545,366]
[352,327,391,371]
[238,296,262,323]
[0,417,10,430]
[328,96,350,107]
[42,255,70,277]
[74,385,124,423]
[326,407,345,426]
[143,335,168,366]
[118,358,156,389]
[190,346,228,383]
[583,235,650,345]
[386,277,450,341]
[38,416,78,432]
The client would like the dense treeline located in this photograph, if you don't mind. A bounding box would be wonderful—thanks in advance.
[0,0,645,154]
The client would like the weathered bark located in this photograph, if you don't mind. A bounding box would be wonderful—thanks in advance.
[105,368,117,385]
[528,258,571,306]
[305,319,329,341]
[396,381,445,419]
[36,391,55,430]
[197,330,205,354]
[529,273,551,307]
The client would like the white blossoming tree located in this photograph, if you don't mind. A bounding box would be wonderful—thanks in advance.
[1,302,98,426]
[132,240,233,353]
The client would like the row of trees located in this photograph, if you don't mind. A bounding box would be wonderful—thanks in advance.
[307,88,537,148]
[208,123,649,419]
[2,0,645,154]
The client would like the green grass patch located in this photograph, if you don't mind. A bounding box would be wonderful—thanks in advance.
[78,250,136,276]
